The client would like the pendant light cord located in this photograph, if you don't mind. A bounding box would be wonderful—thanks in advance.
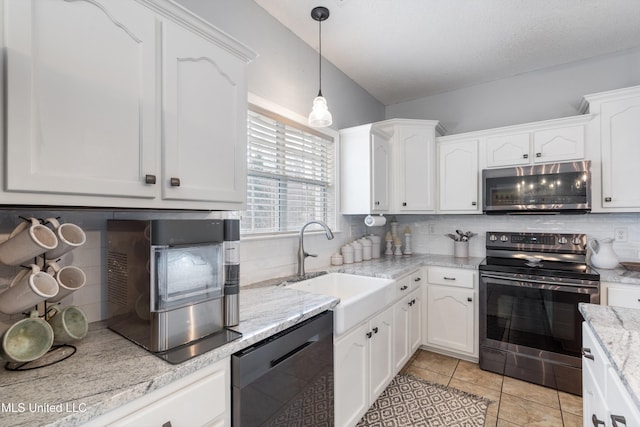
[318,18,323,97]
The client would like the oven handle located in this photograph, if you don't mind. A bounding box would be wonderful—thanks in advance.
[480,272,599,289]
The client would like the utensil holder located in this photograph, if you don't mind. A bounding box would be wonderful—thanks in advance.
[454,241,469,258]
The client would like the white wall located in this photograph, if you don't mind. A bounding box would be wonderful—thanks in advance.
[175,0,385,129]
[386,47,640,135]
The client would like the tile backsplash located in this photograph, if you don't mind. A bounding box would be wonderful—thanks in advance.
[1,208,638,331]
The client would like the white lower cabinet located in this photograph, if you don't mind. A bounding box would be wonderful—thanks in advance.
[605,282,640,310]
[582,323,640,427]
[85,357,229,426]
[335,306,393,427]
[393,287,422,374]
[424,266,477,359]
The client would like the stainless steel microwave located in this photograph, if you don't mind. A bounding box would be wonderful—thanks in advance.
[482,161,591,214]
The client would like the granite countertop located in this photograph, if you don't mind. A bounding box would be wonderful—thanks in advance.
[595,265,640,286]
[579,303,640,411]
[0,253,481,426]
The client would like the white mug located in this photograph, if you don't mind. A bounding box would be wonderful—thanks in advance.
[0,264,60,315]
[46,305,88,344]
[45,260,87,303]
[0,310,54,363]
[45,218,86,260]
[0,218,58,266]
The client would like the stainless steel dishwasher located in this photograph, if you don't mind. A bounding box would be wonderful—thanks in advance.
[232,311,334,426]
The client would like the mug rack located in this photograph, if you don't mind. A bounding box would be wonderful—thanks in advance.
[2,216,79,371]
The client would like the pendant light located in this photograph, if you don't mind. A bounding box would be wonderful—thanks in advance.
[308,6,333,128]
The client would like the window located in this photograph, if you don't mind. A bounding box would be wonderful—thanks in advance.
[242,104,335,235]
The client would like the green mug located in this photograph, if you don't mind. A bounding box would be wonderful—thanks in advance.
[0,311,54,363]
[47,306,88,344]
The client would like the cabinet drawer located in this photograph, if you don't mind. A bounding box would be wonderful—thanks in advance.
[607,286,640,309]
[428,267,475,288]
[582,323,608,389]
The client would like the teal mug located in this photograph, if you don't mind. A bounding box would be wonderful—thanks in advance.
[47,306,88,344]
[0,311,54,363]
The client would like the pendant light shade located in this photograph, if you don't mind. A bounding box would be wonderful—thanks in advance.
[308,6,332,128]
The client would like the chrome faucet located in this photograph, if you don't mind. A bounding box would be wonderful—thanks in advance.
[297,220,334,277]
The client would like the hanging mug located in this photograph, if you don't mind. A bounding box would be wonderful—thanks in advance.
[45,260,87,303]
[46,306,88,344]
[0,310,54,363]
[0,264,59,315]
[0,218,58,266]
[45,218,86,260]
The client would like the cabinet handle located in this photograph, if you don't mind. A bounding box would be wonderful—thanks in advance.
[162,422,173,427]
[400,285,408,291]
[605,197,612,202]
[144,174,157,185]
[373,327,379,334]
[467,297,472,302]
[414,277,421,282]
[523,153,529,159]
[402,202,407,206]
[375,201,380,206]
[366,331,373,339]
[170,177,181,187]
[592,414,605,426]
[582,347,595,361]
[471,201,477,206]
[611,415,627,427]
[444,277,456,281]
[536,152,542,157]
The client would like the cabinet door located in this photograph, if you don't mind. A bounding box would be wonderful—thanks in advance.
[408,288,422,355]
[438,139,480,212]
[485,133,530,167]
[607,365,640,427]
[582,360,608,427]
[397,127,436,212]
[393,296,411,374]
[162,19,247,204]
[369,306,394,401]
[600,97,640,208]
[532,126,584,163]
[427,285,475,354]
[334,323,369,427]
[371,132,391,212]
[5,0,157,198]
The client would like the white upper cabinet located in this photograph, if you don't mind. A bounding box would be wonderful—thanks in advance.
[5,0,157,199]
[161,19,247,203]
[483,117,588,168]
[340,124,392,214]
[2,0,255,209]
[583,85,640,211]
[437,138,480,213]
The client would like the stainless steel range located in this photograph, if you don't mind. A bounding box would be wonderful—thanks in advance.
[479,232,600,396]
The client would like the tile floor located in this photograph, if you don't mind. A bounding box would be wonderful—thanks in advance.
[401,349,583,427]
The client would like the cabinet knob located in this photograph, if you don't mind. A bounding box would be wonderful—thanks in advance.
[372,327,379,334]
[536,152,542,157]
[170,177,181,187]
[467,297,472,302]
[400,285,408,291]
[523,153,529,159]
[611,415,627,427]
[605,197,612,202]
[582,347,595,360]
[591,414,605,426]
[402,202,407,206]
[162,422,173,427]
[366,331,373,339]
[144,174,157,185]
[414,277,421,282]
[375,201,380,206]
[471,201,477,206]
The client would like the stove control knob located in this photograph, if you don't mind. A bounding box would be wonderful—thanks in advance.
[489,234,498,242]
[558,237,568,244]
[500,235,509,242]
[572,237,583,245]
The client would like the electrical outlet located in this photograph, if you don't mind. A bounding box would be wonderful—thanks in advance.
[615,227,628,242]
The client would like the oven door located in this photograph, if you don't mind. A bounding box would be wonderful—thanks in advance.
[479,271,599,395]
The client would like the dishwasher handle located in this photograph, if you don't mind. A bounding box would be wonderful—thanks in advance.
[270,339,316,368]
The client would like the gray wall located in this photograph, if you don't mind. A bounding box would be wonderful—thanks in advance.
[175,0,385,129]
[386,47,640,135]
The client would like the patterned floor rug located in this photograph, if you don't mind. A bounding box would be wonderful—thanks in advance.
[357,374,491,427]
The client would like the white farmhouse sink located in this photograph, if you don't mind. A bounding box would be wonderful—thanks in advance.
[287,273,395,335]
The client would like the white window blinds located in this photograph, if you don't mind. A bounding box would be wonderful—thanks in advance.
[242,105,335,234]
